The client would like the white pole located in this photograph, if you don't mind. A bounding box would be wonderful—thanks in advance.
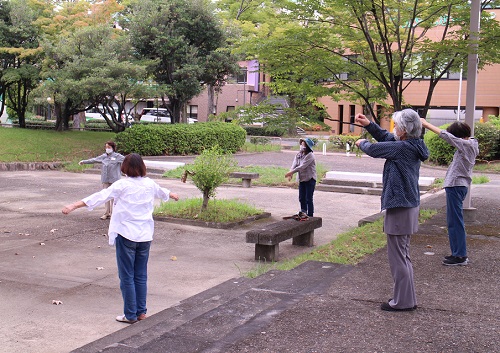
[464,0,481,210]
[457,65,463,121]
[322,142,326,155]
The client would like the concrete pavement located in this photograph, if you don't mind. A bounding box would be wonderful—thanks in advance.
[1,152,498,353]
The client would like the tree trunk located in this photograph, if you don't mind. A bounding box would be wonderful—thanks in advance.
[201,189,210,211]
[207,84,215,117]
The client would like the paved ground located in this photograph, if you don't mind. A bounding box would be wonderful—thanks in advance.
[1,151,498,353]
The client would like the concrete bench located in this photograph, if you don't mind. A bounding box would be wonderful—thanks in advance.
[246,217,322,261]
[229,172,260,188]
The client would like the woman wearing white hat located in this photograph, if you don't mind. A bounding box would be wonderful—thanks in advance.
[285,138,317,218]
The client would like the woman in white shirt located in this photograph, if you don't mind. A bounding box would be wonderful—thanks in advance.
[63,153,179,324]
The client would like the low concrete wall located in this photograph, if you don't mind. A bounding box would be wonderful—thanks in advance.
[0,162,63,171]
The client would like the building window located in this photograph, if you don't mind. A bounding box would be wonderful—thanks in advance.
[188,105,198,120]
[226,106,235,112]
[237,68,247,84]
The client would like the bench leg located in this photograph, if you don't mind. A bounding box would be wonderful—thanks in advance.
[292,230,314,247]
[255,244,278,262]
[242,178,251,188]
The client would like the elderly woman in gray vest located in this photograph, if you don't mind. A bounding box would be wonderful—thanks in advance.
[355,109,429,312]
[79,141,125,220]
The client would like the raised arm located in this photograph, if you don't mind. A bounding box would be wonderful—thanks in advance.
[420,118,441,135]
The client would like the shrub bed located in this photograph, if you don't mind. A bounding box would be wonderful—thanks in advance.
[114,122,246,156]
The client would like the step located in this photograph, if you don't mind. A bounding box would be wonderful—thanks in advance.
[325,171,435,190]
[72,261,352,353]
[316,183,383,195]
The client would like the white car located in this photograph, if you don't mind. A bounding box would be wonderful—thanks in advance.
[140,108,171,123]
[140,108,197,124]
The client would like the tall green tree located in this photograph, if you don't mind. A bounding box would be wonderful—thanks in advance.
[42,25,150,131]
[126,0,238,123]
[245,0,500,121]
[0,0,43,127]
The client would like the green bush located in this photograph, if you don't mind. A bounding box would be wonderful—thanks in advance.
[474,121,500,160]
[424,121,500,165]
[423,125,455,165]
[329,134,361,149]
[243,125,286,137]
[114,122,246,156]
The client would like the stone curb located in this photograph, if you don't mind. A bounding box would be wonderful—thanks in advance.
[154,212,272,229]
[0,162,64,171]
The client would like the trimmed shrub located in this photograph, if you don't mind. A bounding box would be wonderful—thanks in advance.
[243,125,286,137]
[424,121,500,165]
[424,126,455,165]
[329,134,361,149]
[114,122,246,156]
[474,121,500,161]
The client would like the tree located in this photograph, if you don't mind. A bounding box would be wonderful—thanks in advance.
[126,0,238,123]
[42,24,150,131]
[189,146,237,211]
[245,0,500,121]
[0,0,43,127]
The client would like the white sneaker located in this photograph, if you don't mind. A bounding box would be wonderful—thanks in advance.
[115,315,137,324]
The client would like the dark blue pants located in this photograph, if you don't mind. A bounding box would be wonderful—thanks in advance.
[299,178,316,217]
[445,186,468,257]
[115,235,151,321]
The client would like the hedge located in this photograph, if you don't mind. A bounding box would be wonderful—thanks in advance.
[114,122,246,156]
[424,121,500,165]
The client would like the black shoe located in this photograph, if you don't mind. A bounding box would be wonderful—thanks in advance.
[444,255,454,261]
[442,256,468,266]
[381,302,416,312]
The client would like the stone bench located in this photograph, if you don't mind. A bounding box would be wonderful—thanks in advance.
[229,172,260,188]
[246,217,322,261]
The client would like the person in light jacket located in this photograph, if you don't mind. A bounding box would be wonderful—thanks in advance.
[355,109,429,312]
[79,141,125,219]
[285,137,316,217]
[421,119,479,266]
[63,153,179,324]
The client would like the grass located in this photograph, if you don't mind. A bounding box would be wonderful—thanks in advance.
[240,141,282,152]
[474,161,500,173]
[154,198,263,223]
[163,163,330,186]
[245,208,438,278]
[0,127,115,162]
[431,175,490,190]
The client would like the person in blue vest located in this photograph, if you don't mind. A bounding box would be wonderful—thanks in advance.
[355,109,429,312]
[79,141,125,219]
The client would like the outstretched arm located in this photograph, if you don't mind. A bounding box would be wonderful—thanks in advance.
[62,201,86,214]
[420,118,441,135]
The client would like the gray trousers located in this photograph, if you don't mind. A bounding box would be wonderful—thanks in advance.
[386,234,417,309]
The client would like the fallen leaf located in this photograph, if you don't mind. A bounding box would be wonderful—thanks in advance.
[52,300,63,305]
[96,267,104,270]
[170,256,177,261]
[426,245,432,248]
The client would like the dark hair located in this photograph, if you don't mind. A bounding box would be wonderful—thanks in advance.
[106,141,116,152]
[121,153,146,177]
[446,121,471,139]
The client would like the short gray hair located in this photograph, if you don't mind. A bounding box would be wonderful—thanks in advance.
[392,109,422,139]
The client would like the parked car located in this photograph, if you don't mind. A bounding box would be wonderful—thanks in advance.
[140,107,197,124]
[140,108,171,123]
[85,106,133,124]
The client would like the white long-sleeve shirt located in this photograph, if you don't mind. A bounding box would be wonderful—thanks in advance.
[82,177,171,245]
